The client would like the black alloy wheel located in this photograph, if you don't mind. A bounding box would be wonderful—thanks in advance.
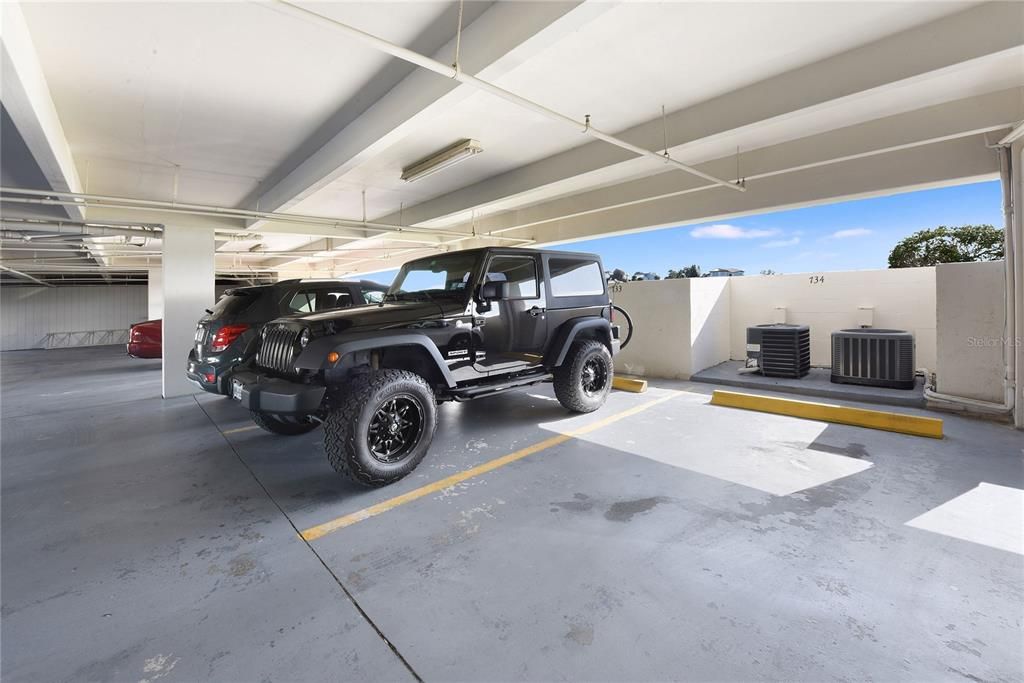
[323,369,438,487]
[367,395,425,463]
[581,357,609,396]
[553,339,614,413]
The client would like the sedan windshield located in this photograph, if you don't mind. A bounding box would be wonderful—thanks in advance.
[387,252,480,302]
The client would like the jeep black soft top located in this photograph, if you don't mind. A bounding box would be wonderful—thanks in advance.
[228,247,621,486]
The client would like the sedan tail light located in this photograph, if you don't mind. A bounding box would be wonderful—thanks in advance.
[209,324,249,353]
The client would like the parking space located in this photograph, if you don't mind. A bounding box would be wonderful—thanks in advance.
[3,346,1021,681]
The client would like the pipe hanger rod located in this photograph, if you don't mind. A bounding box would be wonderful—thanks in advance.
[262,0,745,193]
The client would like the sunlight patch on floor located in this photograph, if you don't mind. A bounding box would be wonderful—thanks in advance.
[906,483,1024,556]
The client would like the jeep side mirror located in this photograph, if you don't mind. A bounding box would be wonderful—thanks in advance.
[480,281,511,301]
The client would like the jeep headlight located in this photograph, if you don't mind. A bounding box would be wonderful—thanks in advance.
[299,328,311,348]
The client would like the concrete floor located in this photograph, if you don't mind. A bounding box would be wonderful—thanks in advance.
[692,360,926,409]
[2,346,1022,682]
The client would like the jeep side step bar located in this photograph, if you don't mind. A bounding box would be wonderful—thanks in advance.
[448,372,553,401]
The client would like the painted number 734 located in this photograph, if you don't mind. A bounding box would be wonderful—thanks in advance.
[809,275,825,284]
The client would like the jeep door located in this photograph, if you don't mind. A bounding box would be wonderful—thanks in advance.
[472,253,547,374]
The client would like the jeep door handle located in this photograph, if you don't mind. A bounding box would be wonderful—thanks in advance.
[529,306,546,317]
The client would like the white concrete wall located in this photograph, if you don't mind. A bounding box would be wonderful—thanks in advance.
[689,277,731,375]
[0,284,147,350]
[935,261,1006,403]
[611,266,942,381]
[729,268,937,371]
[611,279,691,378]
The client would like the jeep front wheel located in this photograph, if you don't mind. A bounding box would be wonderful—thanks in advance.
[250,411,319,436]
[553,340,613,413]
[323,369,437,487]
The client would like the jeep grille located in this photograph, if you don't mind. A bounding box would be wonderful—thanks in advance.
[257,324,300,374]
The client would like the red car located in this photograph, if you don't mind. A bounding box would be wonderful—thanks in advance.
[127,319,162,358]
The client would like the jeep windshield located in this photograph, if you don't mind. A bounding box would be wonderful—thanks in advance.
[386,252,479,303]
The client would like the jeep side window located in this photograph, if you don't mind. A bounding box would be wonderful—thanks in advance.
[549,258,604,296]
[312,290,353,311]
[362,289,385,304]
[485,256,538,299]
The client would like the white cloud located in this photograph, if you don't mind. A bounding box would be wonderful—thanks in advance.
[762,237,800,248]
[828,228,873,239]
[690,224,780,239]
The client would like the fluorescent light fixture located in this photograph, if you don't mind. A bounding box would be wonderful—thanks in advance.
[401,139,482,182]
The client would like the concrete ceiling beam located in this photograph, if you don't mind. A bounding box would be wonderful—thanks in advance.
[371,1,1024,231]
[242,0,606,227]
[459,89,1024,239]
[0,3,83,221]
[327,131,999,275]
[481,136,999,248]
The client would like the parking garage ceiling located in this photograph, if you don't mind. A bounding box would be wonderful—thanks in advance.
[1,0,1022,280]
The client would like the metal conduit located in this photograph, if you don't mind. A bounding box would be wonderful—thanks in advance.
[0,188,534,243]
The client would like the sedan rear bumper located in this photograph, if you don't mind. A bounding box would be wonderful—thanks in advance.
[186,350,233,396]
[127,342,161,359]
[229,370,326,415]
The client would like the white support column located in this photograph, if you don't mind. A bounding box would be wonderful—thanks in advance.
[147,267,163,321]
[161,225,214,398]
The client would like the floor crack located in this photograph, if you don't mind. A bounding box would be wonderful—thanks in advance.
[192,396,423,682]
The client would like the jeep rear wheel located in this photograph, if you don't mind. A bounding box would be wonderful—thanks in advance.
[323,369,437,487]
[249,411,319,436]
[553,340,613,413]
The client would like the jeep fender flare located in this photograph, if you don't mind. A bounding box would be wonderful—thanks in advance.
[295,331,457,388]
[547,317,613,367]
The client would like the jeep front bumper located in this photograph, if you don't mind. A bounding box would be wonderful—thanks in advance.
[229,370,326,415]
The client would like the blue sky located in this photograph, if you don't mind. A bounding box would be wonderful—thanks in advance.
[367,180,1001,283]
[554,180,1002,277]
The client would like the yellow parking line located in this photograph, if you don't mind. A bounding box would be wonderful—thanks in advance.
[300,392,679,542]
[222,425,261,435]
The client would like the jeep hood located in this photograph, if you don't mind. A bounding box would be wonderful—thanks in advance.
[298,300,465,332]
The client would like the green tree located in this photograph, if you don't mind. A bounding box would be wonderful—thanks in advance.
[888,225,1004,268]
[667,265,701,279]
[607,268,628,282]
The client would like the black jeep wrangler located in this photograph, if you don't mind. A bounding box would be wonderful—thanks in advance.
[228,247,621,486]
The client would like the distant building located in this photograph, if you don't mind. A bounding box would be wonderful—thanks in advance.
[707,268,744,277]
[631,272,661,281]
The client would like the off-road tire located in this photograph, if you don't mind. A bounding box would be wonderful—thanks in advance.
[553,340,613,413]
[250,411,319,436]
[323,369,437,487]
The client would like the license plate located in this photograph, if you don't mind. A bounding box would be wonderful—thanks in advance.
[232,380,243,401]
